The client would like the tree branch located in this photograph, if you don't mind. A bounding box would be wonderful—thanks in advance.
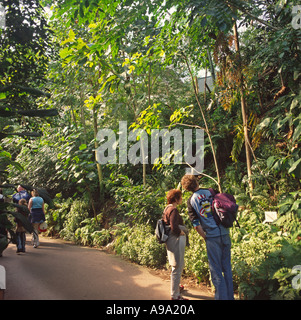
[182,53,222,193]
[168,122,207,133]
[0,85,51,98]
[185,162,220,187]
[226,0,280,31]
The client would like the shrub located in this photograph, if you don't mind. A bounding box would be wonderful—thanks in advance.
[114,224,167,268]
[45,196,72,236]
[184,229,210,283]
[60,198,90,242]
[230,208,301,300]
[231,233,276,299]
[92,229,112,247]
[112,176,165,226]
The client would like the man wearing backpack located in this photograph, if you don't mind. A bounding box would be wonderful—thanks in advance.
[12,185,30,204]
[181,175,234,300]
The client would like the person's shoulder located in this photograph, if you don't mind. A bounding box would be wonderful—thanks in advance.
[196,188,212,196]
[190,189,203,199]
[165,205,178,216]
[190,189,213,204]
[169,206,178,213]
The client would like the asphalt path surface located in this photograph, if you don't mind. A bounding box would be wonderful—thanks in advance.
[0,235,213,300]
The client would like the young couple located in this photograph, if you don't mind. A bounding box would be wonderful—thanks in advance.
[163,175,234,300]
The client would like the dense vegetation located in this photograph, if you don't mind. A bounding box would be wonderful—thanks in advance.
[1,0,300,299]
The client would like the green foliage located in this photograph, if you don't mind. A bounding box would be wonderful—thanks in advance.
[114,224,167,268]
[91,229,112,247]
[276,191,301,234]
[60,198,90,242]
[230,208,301,300]
[112,175,166,226]
[45,196,72,236]
[184,229,210,283]
[272,266,301,300]
[0,0,51,93]
[5,124,97,196]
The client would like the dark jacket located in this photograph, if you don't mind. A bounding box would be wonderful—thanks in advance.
[163,205,184,237]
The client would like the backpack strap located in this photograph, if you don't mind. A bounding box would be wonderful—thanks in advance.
[162,205,174,224]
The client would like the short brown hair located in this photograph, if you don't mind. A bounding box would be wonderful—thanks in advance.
[181,175,198,192]
[166,189,182,204]
[18,199,27,206]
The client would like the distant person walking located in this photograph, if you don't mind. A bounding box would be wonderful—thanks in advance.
[163,189,189,300]
[15,199,28,253]
[28,189,45,248]
[12,185,31,204]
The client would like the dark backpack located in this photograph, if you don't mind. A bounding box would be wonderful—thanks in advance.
[155,219,171,244]
[209,188,240,228]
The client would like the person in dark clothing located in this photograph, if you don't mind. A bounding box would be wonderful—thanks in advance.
[15,199,28,253]
[163,189,189,300]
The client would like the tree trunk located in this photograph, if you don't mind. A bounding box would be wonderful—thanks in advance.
[233,22,254,194]
[79,90,88,144]
[207,48,215,83]
[93,105,104,202]
[184,55,222,193]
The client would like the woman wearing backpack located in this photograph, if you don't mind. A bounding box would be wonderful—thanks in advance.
[163,189,189,300]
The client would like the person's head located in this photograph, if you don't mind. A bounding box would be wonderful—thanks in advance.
[166,189,182,205]
[181,175,199,192]
[17,185,25,192]
[19,199,27,206]
[32,189,39,197]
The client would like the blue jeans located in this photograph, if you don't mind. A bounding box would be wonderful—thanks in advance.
[206,234,234,300]
[16,232,26,252]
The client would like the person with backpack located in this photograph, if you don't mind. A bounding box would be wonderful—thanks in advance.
[163,189,189,300]
[12,185,30,204]
[181,175,234,300]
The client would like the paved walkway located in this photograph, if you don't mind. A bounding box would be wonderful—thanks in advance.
[0,235,213,300]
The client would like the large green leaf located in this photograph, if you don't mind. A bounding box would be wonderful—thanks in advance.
[288,158,301,179]
[6,205,34,234]
[0,235,8,255]
[292,122,301,142]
